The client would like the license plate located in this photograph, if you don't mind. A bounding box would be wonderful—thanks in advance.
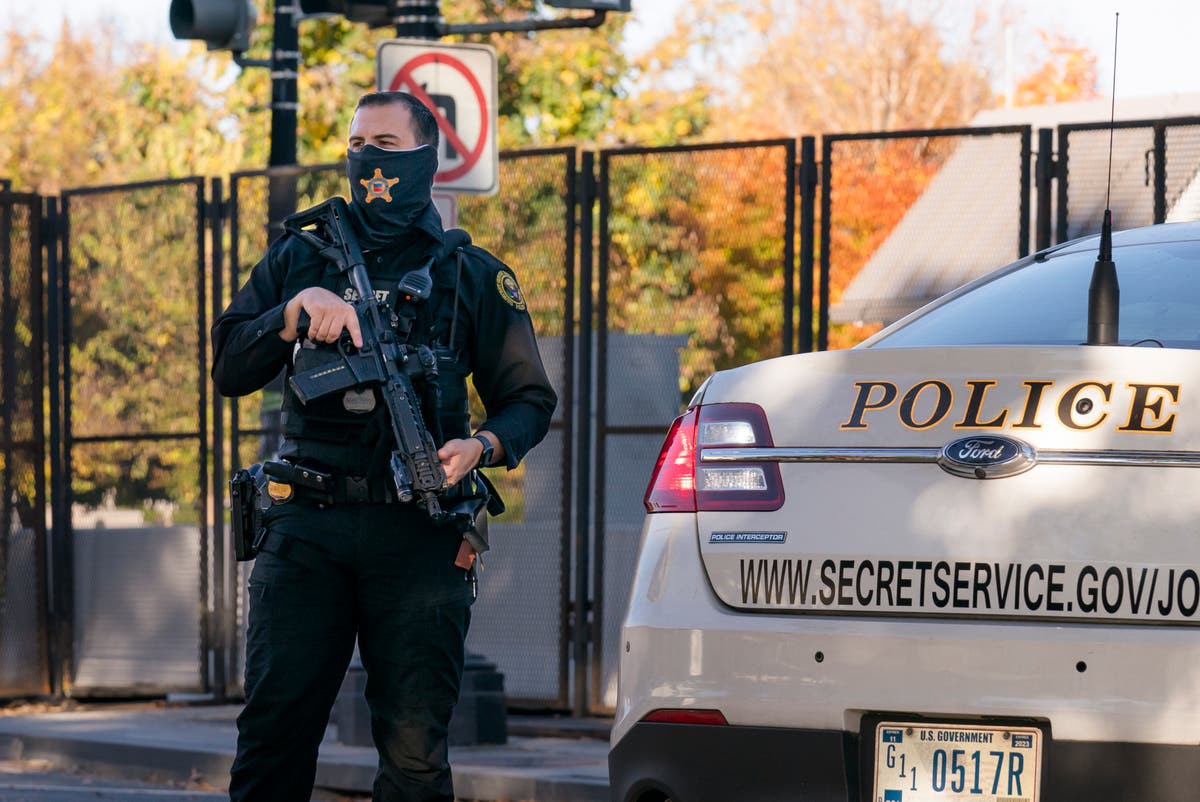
[872,721,1041,802]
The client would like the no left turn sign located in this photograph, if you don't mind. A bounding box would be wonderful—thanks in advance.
[377,39,499,195]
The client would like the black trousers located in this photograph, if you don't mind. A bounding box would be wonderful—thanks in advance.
[229,498,474,802]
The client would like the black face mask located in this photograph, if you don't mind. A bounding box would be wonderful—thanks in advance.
[345,144,438,249]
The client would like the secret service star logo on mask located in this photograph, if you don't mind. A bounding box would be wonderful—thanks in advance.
[359,168,400,203]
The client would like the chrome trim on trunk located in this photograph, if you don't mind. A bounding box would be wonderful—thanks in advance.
[701,447,940,463]
[701,447,1200,468]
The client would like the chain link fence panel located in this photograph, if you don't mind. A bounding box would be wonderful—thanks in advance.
[594,140,796,710]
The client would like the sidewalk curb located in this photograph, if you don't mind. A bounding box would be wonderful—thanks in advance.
[0,732,233,787]
[0,708,613,802]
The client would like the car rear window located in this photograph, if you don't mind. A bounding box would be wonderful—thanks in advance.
[871,241,1200,349]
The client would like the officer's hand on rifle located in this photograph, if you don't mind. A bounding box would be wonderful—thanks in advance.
[438,431,500,487]
[281,287,363,347]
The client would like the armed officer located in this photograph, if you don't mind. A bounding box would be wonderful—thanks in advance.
[211,90,557,802]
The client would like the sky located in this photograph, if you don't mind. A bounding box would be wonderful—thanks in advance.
[5,0,1200,100]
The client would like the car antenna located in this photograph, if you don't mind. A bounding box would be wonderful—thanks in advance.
[1087,12,1120,345]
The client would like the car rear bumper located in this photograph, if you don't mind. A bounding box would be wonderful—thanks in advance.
[609,722,853,802]
[615,514,1200,747]
[608,721,1200,802]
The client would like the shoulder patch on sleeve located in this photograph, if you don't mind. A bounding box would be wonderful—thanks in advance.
[495,270,527,312]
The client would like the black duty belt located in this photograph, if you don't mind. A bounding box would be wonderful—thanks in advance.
[262,460,398,505]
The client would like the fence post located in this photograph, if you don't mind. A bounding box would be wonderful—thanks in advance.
[1035,128,1055,251]
[817,137,833,351]
[193,180,212,698]
[798,136,817,353]
[44,195,74,696]
[559,148,578,710]
[1153,123,1167,224]
[1019,127,1032,258]
[209,177,227,701]
[574,150,596,716]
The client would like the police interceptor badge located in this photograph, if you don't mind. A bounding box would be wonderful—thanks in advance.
[496,271,527,311]
[710,531,787,544]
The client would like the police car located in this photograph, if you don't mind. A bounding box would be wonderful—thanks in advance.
[609,221,1200,802]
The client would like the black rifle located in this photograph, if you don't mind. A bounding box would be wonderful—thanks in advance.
[283,196,448,521]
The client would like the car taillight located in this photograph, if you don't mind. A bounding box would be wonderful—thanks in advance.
[643,407,699,513]
[641,708,729,725]
[644,403,784,513]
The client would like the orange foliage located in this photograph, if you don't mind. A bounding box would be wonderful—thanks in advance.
[826,139,952,305]
[823,138,955,349]
[829,321,883,350]
[1011,31,1100,107]
[605,143,793,395]
[659,0,996,140]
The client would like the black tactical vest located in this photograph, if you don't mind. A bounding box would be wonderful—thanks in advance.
[277,234,472,477]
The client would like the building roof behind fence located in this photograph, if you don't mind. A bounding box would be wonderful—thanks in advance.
[832,93,1200,326]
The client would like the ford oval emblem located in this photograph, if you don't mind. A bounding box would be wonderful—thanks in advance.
[938,435,1037,480]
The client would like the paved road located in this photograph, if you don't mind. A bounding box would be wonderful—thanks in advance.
[0,760,368,802]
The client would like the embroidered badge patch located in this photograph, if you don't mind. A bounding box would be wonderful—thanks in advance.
[496,271,527,311]
[359,168,399,203]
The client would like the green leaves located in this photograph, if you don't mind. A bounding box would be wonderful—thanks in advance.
[0,25,248,192]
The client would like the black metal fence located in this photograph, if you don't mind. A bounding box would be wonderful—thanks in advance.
[1057,116,1200,243]
[55,178,210,696]
[0,192,49,697]
[5,115,1200,714]
[822,125,1032,348]
[592,139,797,710]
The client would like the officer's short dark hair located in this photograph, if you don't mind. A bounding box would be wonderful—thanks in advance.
[355,91,440,150]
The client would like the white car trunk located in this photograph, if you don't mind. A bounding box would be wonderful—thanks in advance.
[695,345,1200,624]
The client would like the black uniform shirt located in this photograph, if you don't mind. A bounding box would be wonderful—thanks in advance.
[211,201,557,476]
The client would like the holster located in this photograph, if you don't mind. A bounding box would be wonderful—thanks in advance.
[445,469,506,554]
[229,464,269,561]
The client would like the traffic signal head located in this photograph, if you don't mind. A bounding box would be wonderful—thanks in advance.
[545,0,632,10]
[169,0,257,52]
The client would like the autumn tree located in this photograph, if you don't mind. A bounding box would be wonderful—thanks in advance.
[63,180,206,515]
[622,1,1108,351]
[453,1,631,146]
[632,0,997,140]
[603,0,999,363]
[0,24,252,516]
[0,25,245,192]
[0,0,1109,512]
[581,134,800,409]
[1010,31,1100,107]
[822,137,958,349]
[0,2,644,188]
